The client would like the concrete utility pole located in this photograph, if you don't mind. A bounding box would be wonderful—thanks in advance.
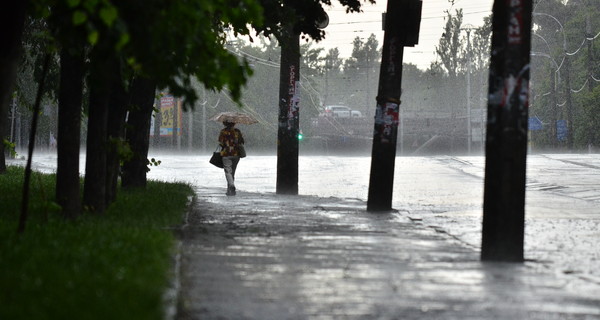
[276,23,301,195]
[481,0,533,262]
[367,0,422,211]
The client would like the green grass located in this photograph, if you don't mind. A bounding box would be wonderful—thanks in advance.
[0,166,193,320]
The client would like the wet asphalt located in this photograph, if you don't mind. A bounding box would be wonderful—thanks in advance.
[175,187,600,320]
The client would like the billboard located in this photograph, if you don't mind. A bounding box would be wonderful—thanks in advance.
[159,95,182,137]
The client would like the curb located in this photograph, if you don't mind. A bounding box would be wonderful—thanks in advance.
[163,194,194,320]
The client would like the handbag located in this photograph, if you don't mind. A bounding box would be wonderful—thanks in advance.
[209,147,224,168]
[238,144,246,158]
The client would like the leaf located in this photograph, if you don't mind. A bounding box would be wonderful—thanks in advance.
[67,0,81,8]
[126,56,136,66]
[83,0,99,12]
[99,6,118,27]
[88,30,99,45]
[116,32,130,51]
[72,10,87,26]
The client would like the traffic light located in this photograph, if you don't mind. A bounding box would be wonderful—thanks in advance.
[297,132,304,141]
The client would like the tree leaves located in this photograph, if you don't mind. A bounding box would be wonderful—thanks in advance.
[435,9,464,78]
[72,10,87,25]
[29,0,376,108]
[99,6,118,27]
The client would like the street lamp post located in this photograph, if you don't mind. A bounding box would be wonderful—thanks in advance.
[462,26,475,154]
[200,87,207,153]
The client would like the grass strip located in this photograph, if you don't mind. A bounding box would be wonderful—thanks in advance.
[0,166,193,320]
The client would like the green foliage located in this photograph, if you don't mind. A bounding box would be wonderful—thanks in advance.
[301,43,325,75]
[99,5,118,27]
[435,9,464,78]
[257,0,374,42]
[109,137,134,165]
[470,15,492,71]
[0,167,56,220]
[71,10,87,25]
[147,157,162,172]
[340,34,380,114]
[574,86,600,146]
[16,17,61,108]
[3,139,18,158]
[530,0,600,150]
[0,166,193,320]
[28,0,266,108]
[345,34,380,71]
[112,0,265,106]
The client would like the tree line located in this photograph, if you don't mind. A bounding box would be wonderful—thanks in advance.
[0,0,373,230]
[529,0,600,150]
[197,8,494,153]
[262,0,597,153]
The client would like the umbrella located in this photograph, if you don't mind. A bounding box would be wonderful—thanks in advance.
[210,111,258,125]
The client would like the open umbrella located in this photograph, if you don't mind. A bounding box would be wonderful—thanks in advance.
[210,111,258,125]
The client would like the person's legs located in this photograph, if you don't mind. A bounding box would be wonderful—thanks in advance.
[222,156,238,195]
[231,157,240,180]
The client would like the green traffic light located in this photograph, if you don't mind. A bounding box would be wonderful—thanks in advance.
[297,133,304,140]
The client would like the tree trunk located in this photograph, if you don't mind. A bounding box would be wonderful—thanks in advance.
[0,1,27,173]
[18,54,51,234]
[83,52,114,214]
[56,46,84,219]
[122,76,156,189]
[105,73,128,204]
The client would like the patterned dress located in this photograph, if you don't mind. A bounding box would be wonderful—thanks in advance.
[219,127,244,157]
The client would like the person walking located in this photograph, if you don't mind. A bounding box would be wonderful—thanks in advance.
[218,121,244,196]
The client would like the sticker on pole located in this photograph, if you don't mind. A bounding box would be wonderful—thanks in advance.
[375,102,399,144]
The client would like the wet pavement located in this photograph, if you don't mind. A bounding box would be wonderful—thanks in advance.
[176,187,600,320]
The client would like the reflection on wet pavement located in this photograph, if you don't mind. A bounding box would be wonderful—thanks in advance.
[178,188,600,319]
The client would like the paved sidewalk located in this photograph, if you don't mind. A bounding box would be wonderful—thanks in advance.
[176,188,600,320]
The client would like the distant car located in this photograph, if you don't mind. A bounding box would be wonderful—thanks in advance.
[322,105,363,118]
[323,105,351,117]
[351,110,363,118]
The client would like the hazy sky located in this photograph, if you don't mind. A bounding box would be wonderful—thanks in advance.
[322,0,494,69]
